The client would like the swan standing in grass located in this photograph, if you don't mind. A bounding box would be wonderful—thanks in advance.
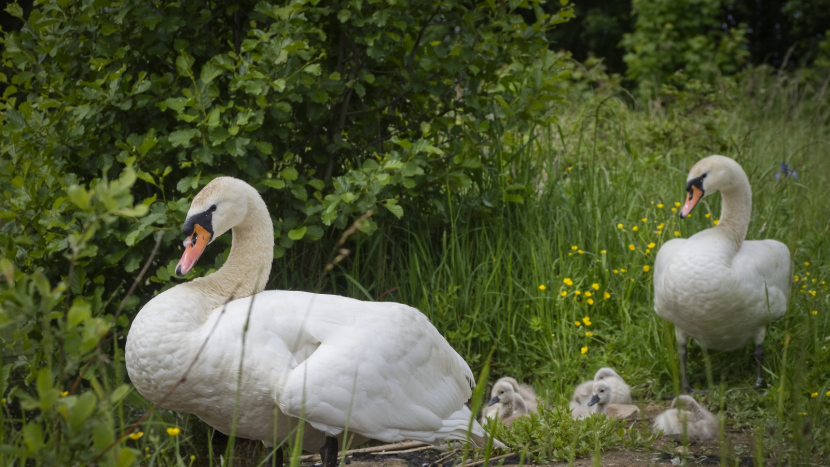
[653,395,717,440]
[482,377,537,425]
[125,177,499,467]
[653,155,792,392]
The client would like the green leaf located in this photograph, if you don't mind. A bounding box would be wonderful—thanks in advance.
[169,129,199,148]
[68,302,91,327]
[287,226,307,240]
[384,201,404,218]
[200,61,224,85]
[262,179,286,189]
[70,392,97,431]
[304,64,322,76]
[280,167,299,181]
[109,384,131,404]
[175,53,195,77]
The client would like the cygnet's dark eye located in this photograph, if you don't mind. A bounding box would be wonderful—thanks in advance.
[209,204,217,212]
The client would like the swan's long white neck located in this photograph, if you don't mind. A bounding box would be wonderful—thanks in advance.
[188,194,274,310]
[711,168,751,252]
[126,183,274,405]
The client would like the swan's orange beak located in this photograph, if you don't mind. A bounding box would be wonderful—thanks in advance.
[679,185,703,218]
[176,224,211,277]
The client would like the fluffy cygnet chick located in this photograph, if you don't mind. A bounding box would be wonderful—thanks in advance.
[569,380,594,419]
[481,377,537,425]
[653,395,717,440]
[592,367,632,405]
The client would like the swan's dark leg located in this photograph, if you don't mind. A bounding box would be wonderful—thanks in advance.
[265,445,284,467]
[753,343,764,389]
[679,341,693,394]
[320,436,338,467]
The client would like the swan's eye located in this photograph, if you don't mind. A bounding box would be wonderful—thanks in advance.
[209,204,217,212]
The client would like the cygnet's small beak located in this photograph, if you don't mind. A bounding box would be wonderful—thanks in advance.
[176,224,211,277]
[487,396,500,407]
[587,394,600,407]
[679,185,704,219]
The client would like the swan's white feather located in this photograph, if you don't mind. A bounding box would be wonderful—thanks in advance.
[654,232,791,351]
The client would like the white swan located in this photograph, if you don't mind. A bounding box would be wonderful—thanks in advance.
[653,155,792,392]
[652,395,717,440]
[569,380,594,419]
[481,377,537,425]
[125,177,498,465]
[586,369,632,415]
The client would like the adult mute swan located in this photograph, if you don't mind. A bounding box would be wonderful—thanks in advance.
[652,395,717,440]
[653,155,792,393]
[125,177,498,466]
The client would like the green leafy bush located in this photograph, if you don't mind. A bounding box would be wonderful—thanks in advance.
[0,0,572,463]
[621,0,749,85]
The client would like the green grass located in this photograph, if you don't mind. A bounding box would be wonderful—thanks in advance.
[319,67,830,463]
[3,66,828,466]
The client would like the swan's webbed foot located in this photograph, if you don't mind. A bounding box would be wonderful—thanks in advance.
[320,436,338,467]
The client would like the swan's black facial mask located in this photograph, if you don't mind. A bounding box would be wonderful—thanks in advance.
[175,208,215,277]
[680,174,706,219]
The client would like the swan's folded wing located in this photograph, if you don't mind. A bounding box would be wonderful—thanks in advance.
[732,239,792,319]
[653,238,687,313]
[277,301,477,444]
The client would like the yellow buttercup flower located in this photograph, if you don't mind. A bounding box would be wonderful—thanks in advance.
[674,231,681,237]
[591,283,600,290]
[812,310,818,315]
[538,285,546,291]
[809,290,816,296]
[584,291,592,297]
[705,213,711,218]
[575,321,582,326]
[563,278,573,286]
[617,223,623,229]
[571,245,578,251]
[647,242,656,248]
[600,250,606,254]
[804,262,810,266]
[191,456,196,462]
[713,219,719,225]
[560,291,567,297]
[827,390,830,397]
[671,207,677,212]
[585,332,593,337]
[578,249,584,254]
[129,431,144,440]
[641,218,647,222]
[657,223,664,229]
[581,346,588,355]
[656,230,662,234]
[575,290,582,295]
[60,391,68,397]
[613,269,619,274]
[646,249,651,254]
[675,202,681,207]
[632,226,638,231]
[604,292,610,299]
[620,268,627,273]
[657,204,664,209]
[811,392,818,398]
[628,244,635,251]
[794,275,799,282]
[643,265,650,272]
[167,427,181,436]
[587,298,594,305]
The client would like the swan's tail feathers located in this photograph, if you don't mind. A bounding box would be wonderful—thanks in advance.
[436,406,507,450]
